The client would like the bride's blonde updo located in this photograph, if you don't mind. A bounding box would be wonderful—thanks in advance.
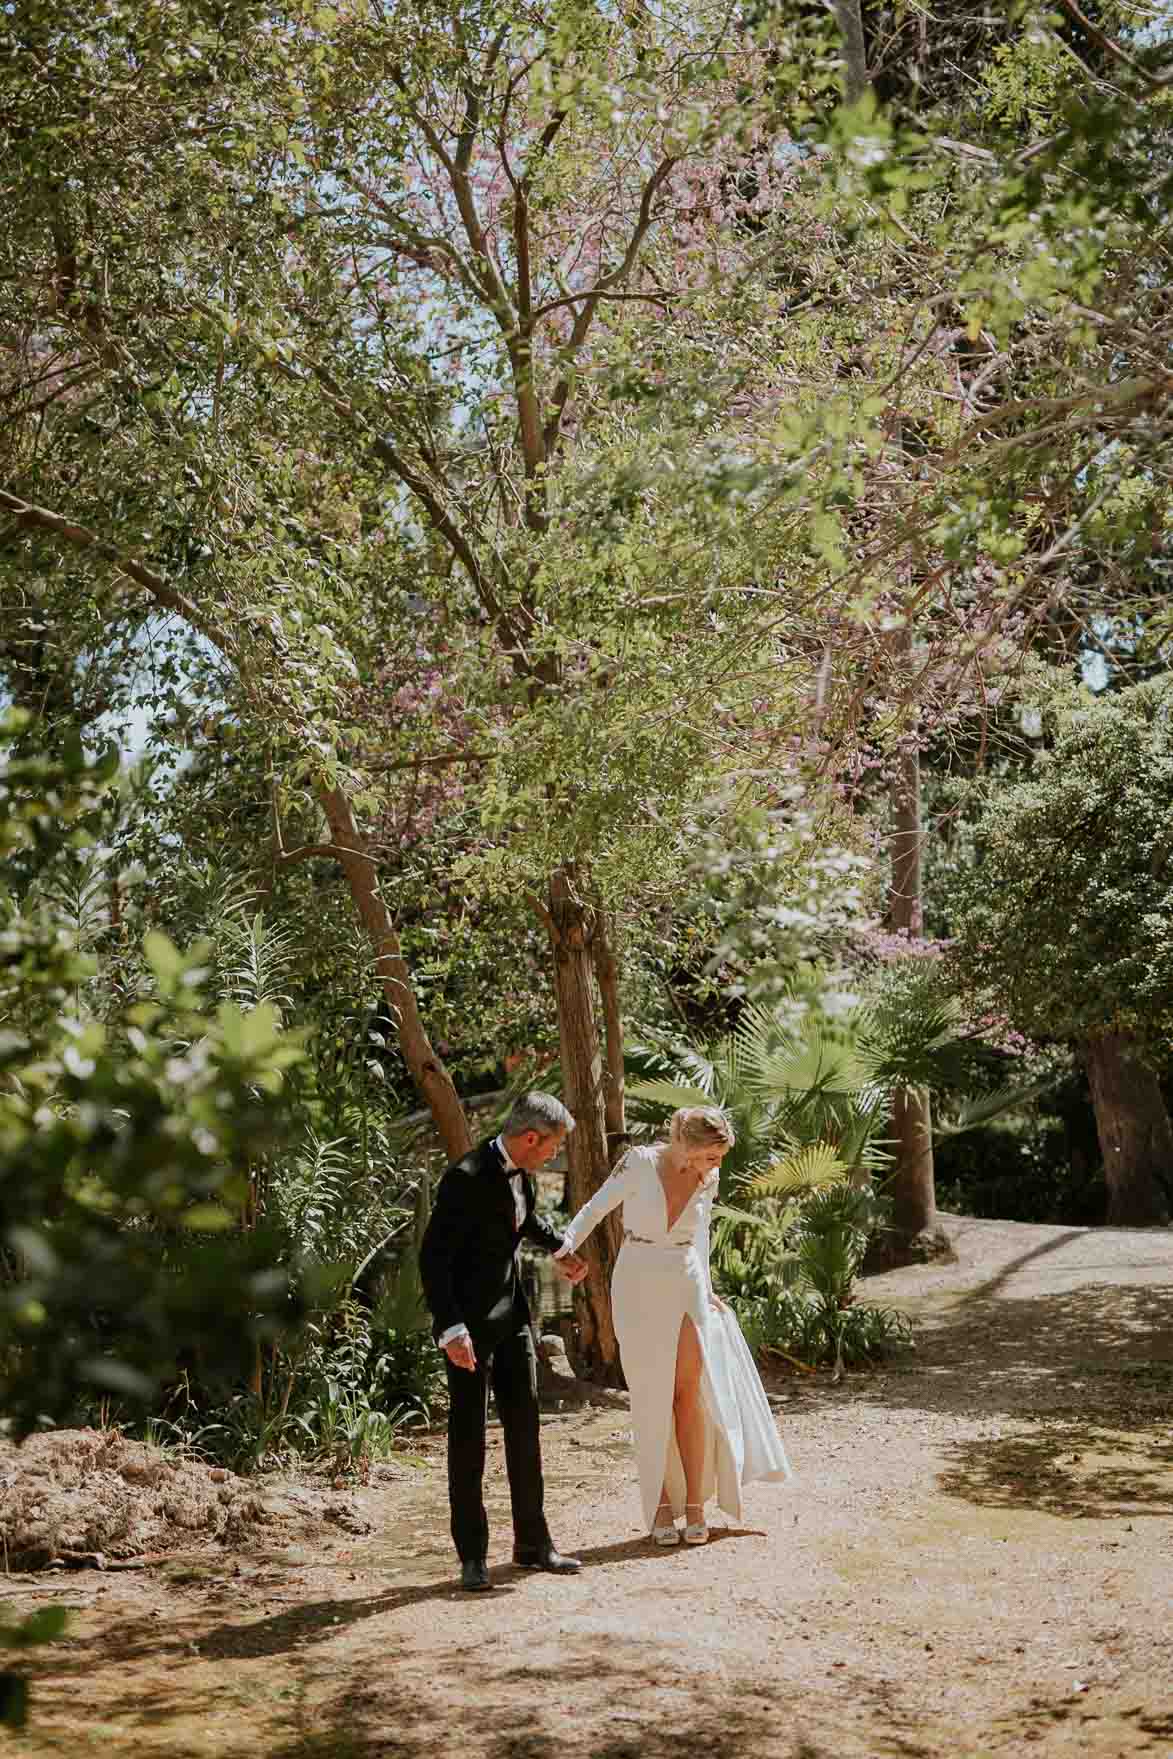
[668,1106,736,1153]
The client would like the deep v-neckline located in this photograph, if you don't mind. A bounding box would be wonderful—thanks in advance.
[656,1151,702,1233]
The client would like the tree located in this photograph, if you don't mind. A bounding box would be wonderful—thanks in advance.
[0,712,311,1432]
[0,0,813,1373]
[945,679,1173,1226]
[789,0,1172,1251]
[6,0,1173,1334]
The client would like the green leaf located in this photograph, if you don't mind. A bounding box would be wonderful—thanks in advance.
[749,1142,848,1199]
[7,1606,70,1648]
[625,1078,713,1109]
[181,1203,236,1232]
[142,931,184,984]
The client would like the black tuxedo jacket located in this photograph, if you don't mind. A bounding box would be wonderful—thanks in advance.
[418,1136,565,1350]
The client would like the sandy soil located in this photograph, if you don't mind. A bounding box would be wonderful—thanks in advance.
[5,1213,1173,1759]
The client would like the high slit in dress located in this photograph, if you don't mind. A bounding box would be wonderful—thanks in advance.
[555,1146,792,1528]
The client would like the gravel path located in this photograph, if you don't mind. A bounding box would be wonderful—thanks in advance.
[8,1214,1173,1758]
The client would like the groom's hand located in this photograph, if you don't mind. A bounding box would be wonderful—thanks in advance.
[444,1335,477,1371]
[554,1251,588,1286]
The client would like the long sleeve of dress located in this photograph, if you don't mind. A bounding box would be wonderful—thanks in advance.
[554,1151,639,1256]
[696,1192,714,1298]
[521,1204,565,1256]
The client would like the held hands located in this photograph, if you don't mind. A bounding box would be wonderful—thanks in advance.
[709,1294,727,1314]
[444,1334,478,1372]
[554,1250,589,1286]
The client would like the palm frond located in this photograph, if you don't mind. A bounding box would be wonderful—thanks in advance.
[748,1140,849,1199]
[711,1202,776,1230]
[935,1077,1058,1136]
[626,1077,714,1111]
[853,997,977,1093]
[626,1029,720,1096]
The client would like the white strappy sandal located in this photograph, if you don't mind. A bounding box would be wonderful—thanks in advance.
[683,1502,709,1545]
[652,1502,680,1546]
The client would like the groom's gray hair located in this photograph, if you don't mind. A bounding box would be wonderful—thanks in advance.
[502,1091,576,1139]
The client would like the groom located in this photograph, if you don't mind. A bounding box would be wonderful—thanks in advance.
[419,1091,589,1591]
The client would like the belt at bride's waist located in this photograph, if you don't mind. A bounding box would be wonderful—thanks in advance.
[622,1230,691,1250]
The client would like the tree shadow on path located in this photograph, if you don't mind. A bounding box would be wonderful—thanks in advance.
[71,1528,768,1671]
[800,1238,1173,1523]
[256,1637,935,1759]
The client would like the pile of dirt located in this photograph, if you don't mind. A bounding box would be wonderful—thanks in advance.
[0,1429,373,1570]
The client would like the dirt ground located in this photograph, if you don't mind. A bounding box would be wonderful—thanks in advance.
[5,1213,1173,1759]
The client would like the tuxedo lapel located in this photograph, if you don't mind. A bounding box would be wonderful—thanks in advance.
[481,1137,519,1234]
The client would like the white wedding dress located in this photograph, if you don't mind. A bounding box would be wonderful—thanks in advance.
[557,1145,792,1528]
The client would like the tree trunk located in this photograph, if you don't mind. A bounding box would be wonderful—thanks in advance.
[319,786,471,1162]
[832,0,870,104]
[888,1084,935,1237]
[592,907,628,1167]
[1083,1032,1172,1226]
[879,659,952,1267]
[546,866,622,1382]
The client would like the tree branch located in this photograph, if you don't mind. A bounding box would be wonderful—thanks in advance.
[1055,0,1162,88]
[542,154,678,454]
[277,841,373,867]
[270,772,377,867]
[0,489,228,655]
[252,342,519,644]
[363,749,493,772]
[390,70,518,342]
[525,889,558,943]
[531,287,674,321]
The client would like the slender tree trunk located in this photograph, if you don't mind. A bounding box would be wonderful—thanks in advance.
[832,0,870,104]
[592,907,628,1167]
[319,787,471,1162]
[546,866,622,1382]
[887,724,937,1241]
[1083,1032,1172,1226]
[877,631,952,1268]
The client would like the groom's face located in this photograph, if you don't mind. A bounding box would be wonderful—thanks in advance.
[506,1127,567,1172]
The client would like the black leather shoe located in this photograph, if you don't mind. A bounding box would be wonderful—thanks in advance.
[512,1544,582,1574]
[460,1559,493,1592]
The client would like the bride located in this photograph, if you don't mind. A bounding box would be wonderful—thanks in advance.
[555,1106,791,1545]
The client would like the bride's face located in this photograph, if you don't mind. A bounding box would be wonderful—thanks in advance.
[684,1143,729,1178]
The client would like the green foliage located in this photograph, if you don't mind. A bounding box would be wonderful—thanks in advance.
[629,961,1033,1195]
[944,680,1173,1052]
[933,1059,1108,1226]
[733,1284,913,1373]
[0,720,309,1435]
[713,1182,912,1375]
[2,0,1169,1432]
[294,1283,440,1474]
[155,1267,443,1475]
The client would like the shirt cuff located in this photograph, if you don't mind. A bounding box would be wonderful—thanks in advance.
[552,1240,573,1259]
[438,1323,470,1349]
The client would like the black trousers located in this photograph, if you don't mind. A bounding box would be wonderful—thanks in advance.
[445,1322,550,1563]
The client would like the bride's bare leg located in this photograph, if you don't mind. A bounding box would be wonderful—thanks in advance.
[672,1316,706,1507]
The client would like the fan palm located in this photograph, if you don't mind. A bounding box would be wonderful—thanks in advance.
[627,1002,886,1195]
[630,978,1046,1196]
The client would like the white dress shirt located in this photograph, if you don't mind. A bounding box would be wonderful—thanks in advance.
[438,1136,526,1353]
